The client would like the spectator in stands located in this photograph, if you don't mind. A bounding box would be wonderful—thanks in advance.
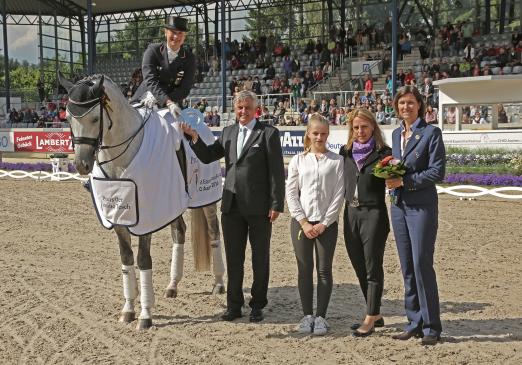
[197,98,209,113]
[397,69,406,86]
[204,111,213,126]
[313,66,324,83]
[404,69,415,86]
[260,106,271,122]
[273,101,285,125]
[364,74,373,91]
[8,108,18,124]
[302,71,314,96]
[375,103,386,125]
[210,110,220,127]
[449,64,461,78]
[471,110,486,124]
[231,55,242,70]
[497,47,510,68]
[273,42,284,57]
[298,99,307,114]
[252,76,262,95]
[323,61,333,78]
[229,77,238,96]
[283,56,293,78]
[210,56,220,75]
[463,43,475,62]
[320,48,331,67]
[498,104,508,123]
[305,39,315,55]
[422,78,435,107]
[446,106,457,124]
[243,76,253,92]
[58,106,67,122]
[425,105,437,124]
[472,63,481,76]
[265,64,276,81]
[271,77,282,94]
[439,58,450,74]
[310,49,321,68]
[319,99,329,117]
[482,64,491,76]
[255,54,265,69]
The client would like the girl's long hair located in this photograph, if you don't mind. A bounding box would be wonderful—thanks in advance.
[303,113,330,153]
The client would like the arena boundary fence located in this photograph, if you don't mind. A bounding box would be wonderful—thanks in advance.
[2,169,521,200]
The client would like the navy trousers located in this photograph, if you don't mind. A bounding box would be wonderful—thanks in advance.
[391,202,442,337]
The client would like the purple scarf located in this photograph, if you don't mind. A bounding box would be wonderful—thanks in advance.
[352,137,375,171]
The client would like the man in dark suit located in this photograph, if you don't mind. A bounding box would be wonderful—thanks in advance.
[130,16,195,117]
[181,91,286,322]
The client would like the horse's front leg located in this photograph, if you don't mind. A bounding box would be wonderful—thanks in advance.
[165,216,186,298]
[115,226,138,323]
[136,233,154,330]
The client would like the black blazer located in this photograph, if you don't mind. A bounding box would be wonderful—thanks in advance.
[190,121,286,215]
[130,42,196,106]
[340,145,392,207]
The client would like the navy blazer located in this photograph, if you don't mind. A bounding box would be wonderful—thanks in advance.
[392,119,446,205]
[130,42,196,106]
[190,121,286,215]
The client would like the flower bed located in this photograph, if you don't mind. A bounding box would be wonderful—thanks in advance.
[444,173,522,187]
[0,161,77,173]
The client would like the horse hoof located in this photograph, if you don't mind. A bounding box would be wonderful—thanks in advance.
[164,288,177,298]
[119,311,136,323]
[136,318,153,330]
[212,284,225,295]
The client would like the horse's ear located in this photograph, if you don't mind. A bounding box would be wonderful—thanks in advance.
[57,71,74,93]
[91,75,105,96]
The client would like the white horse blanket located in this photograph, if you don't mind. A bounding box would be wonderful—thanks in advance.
[90,107,222,236]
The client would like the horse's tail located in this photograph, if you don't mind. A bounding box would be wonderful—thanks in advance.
[191,208,211,272]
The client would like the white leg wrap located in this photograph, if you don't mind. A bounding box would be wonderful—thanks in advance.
[139,269,154,319]
[122,265,138,313]
[168,243,184,287]
[211,240,225,284]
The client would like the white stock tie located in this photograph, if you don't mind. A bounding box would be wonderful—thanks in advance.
[237,127,247,158]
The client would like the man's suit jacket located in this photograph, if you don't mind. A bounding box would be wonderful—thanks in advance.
[130,42,196,106]
[191,121,285,215]
[392,119,446,205]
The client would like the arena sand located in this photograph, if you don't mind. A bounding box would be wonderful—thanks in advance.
[0,179,520,364]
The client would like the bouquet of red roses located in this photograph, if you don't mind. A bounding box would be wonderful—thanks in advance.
[373,155,406,179]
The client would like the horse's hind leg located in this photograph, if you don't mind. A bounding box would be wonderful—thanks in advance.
[115,226,138,323]
[203,204,226,294]
[165,216,186,298]
[136,233,154,330]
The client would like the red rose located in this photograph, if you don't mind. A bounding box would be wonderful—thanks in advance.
[380,155,394,166]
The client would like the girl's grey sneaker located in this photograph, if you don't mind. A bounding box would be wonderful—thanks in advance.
[313,316,329,336]
[297,315,315,334]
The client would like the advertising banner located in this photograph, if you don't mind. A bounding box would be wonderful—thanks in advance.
[0,131,14,152]
[13,131,73,153]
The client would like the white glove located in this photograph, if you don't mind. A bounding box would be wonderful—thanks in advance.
[168,101,182,119]
[141,91,157,109]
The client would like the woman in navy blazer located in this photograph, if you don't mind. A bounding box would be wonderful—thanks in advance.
[385,86,446,346]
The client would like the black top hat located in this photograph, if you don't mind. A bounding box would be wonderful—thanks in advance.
[165,16,189,32]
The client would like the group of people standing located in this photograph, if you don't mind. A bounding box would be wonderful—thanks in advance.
[133,16,446,345]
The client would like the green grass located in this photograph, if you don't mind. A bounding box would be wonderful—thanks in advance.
[446,147,522,156]
[446,165,517,175]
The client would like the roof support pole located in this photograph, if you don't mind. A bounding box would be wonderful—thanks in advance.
[220,0,227,113]
[1,0,9,112]
[203,4,209,52]
[499,0,506,33]
[69,17,74,77]
[391,0,398,97]
[485,0,491,34]
[38,11,44,79]
[54,12,59,94]
[79,15,86,72]
[214,2,218,58]
[87,0,94,74]
[107,17,111,60]
[228,2,231,41]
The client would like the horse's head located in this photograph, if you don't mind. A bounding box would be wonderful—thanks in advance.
[59,72,105,175]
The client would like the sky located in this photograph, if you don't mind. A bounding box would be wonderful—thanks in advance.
[0,25,39,64]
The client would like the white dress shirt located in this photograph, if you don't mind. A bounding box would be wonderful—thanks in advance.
[237,119,256,154]
[286,150,345,227]
[167,45,180,63]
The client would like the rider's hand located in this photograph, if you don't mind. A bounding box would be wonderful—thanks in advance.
[141,91,157,109]
[167,101,182,119]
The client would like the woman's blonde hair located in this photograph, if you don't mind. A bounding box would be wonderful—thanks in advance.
[303,113,330,153]
[345,108,387,150]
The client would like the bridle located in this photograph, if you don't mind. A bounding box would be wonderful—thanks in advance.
[67,86,151,169]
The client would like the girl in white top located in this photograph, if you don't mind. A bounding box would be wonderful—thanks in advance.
[286,114,344,336]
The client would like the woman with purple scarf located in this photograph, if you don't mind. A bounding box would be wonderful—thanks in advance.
[339,108,391,337]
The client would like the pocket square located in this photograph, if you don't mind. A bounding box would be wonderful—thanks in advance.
[252,144,260,148]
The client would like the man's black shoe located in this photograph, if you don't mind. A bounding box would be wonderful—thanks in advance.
[220,309,242,321]
[249,308,264,322]
[421,335,441,346]
[392,329,424,340]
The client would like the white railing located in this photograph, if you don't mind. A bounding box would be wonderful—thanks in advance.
[2,169,521,200]
[436,185,522,199]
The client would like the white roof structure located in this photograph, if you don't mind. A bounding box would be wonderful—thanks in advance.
[433,75,522,130]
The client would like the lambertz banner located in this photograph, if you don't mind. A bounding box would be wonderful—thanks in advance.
[13,131,73,153]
